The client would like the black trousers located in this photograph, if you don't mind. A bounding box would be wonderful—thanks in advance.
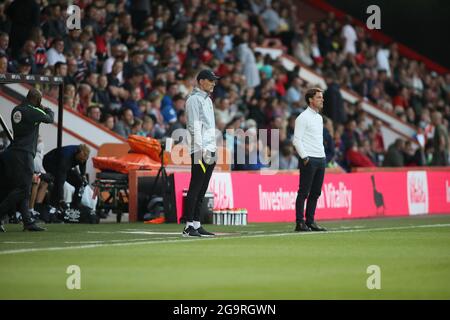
[185,151,216,223]
[46,168,84,207]
[295,157,326,224]
[0,149,34,225]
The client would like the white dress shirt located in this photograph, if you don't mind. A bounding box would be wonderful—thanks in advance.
[342,24,357,55]
[46,48,66,66]
[293,107,325,159]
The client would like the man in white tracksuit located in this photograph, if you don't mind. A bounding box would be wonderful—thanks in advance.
[183,69,219,237]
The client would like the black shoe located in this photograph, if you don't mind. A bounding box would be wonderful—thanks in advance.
[23,223,47,232]
[34,204,61,223]
[97,209,109,219]
[182,226,201,237]
[295,221,311,232]
[196,226,215,237]
[49,212,63,224]
[9,212,22,224]
[306,222,327,232]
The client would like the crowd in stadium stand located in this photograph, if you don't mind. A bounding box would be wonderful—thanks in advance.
[0,0,448,171]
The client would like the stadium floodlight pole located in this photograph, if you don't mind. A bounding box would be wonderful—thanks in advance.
[0,73,64,148]
[57,82,64,149]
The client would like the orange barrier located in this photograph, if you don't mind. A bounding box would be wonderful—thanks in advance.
[93,153,160,174]
[127,135,170,164]
[95,141,233,221]
[96,143,130,158]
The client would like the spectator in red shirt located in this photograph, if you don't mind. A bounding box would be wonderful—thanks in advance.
[392,86,410,110]
[76,84,93,115]
[346,141,376,168]
[373,119,385,152]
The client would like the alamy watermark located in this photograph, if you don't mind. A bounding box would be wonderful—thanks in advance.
[170,125,281,174]
[66,5,81,31]
[66,265,81,290]
[366,5,381,30]
[366,265,381,290]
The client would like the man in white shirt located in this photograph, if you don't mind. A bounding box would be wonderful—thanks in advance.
[376,44,391,77]
[293,88,327,232]
[286,76,303,109]
[341,16,357,55]
[183,69,219,237]
[46,38,66,66]
[261,4,281,33]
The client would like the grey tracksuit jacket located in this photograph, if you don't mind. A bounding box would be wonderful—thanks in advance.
[185,87,217,155]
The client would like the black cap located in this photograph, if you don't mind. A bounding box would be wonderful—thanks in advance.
[197,69,220,82]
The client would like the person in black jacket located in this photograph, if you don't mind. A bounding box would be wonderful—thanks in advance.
[43,144,90,210]
[323,72,347,126]
[5,0,40,59]
[383,139,405,167]
[0,88,54,232]
[323,116,335,165]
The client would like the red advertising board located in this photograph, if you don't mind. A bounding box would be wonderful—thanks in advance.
[427,171,450,214]
[172,169,450,223]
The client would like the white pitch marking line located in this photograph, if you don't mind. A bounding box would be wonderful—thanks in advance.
[1,223,450,255]
[87,230,264,236]
[86,230,185,235]
[335,226,365,229]
[63,239,149,244]
[87,231,117,234]
[1,241,34,244]
[64,241,105,244]
[120,230,237,236]
[119,231,182,235]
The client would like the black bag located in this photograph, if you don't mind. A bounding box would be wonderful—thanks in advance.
[143,195,164,221]
[61,203,99,224]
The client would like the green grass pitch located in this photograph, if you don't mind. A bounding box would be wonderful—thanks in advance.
[1,215,450,299]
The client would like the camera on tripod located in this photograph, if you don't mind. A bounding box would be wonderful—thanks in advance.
[144,137,174,222]
[159,137,173,155]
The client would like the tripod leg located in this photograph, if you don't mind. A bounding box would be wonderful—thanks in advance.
[149,168,162,196]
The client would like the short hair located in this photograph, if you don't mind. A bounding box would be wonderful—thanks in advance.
[87,105,100,114]
[394,138,404,148]
[121,107,133,116]
[51,37,64,46]
[153,79,166,88]
[78,144,90,158]
[131,49,145,57]
[100,112,114,123]
[78,83,91,93]
[26,88,42,103]
[173,93,184,102]
[132,118,143,128]
[167,82,178,89]
[143,115,154,124]
[305,88,323,105]
[54,61,67,71]
[138,99,148,106]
